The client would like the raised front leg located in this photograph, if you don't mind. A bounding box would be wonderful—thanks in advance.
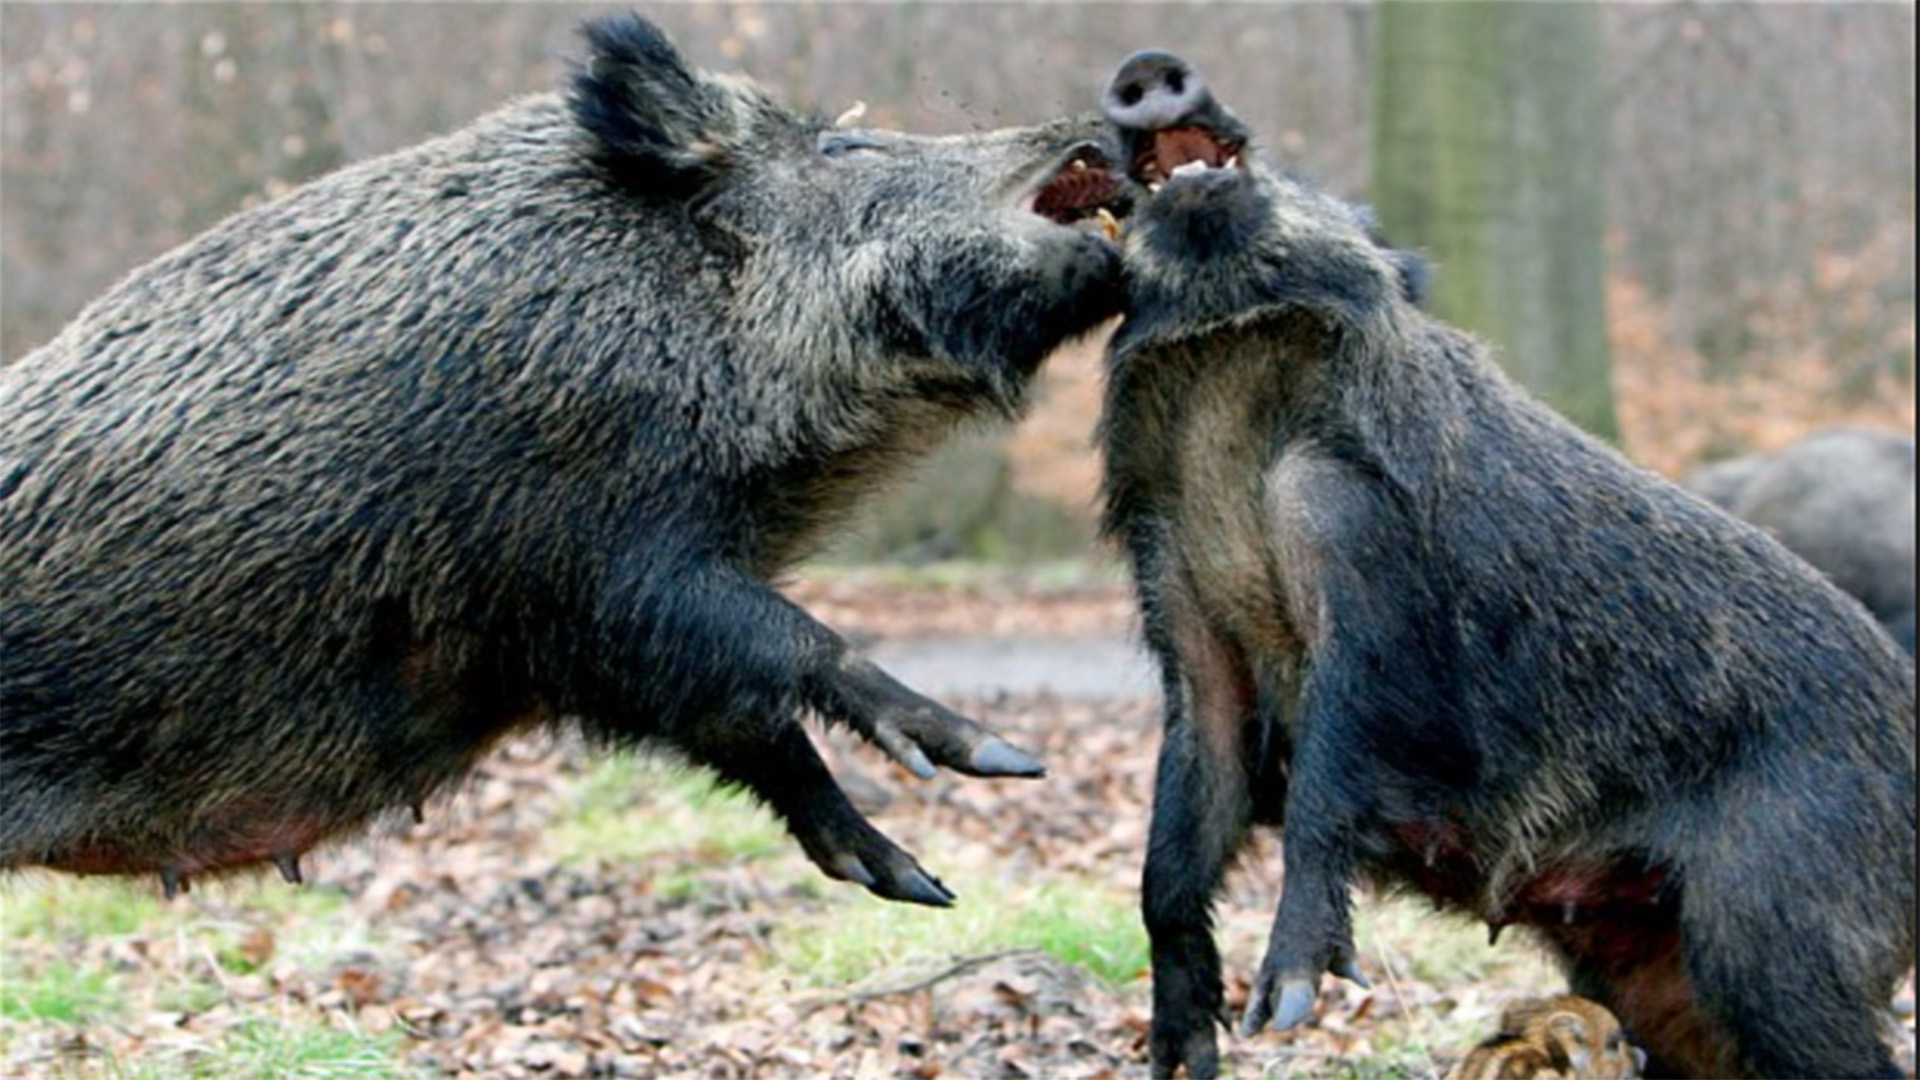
[577,555,1040,904]
[811,656,1044,781]
[1144,594,1261,1080]
[676,712,955,906]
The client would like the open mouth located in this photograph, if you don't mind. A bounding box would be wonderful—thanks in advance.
[1028,146,1132,241]
[1129,126,1246,192]
[1023,127,1245,242]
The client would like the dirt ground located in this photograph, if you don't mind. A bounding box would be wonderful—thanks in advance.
[2,578,1914,1080]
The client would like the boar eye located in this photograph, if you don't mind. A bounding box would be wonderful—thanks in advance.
[819,133,890,160]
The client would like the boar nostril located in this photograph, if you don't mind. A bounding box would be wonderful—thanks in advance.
[1104,50,1210,132]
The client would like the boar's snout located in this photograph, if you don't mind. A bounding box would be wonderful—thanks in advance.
[1103,50,1209,131]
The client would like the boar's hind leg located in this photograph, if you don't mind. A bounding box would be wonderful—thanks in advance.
[1145,610,1260,1080]
[1680,838,1906,1079]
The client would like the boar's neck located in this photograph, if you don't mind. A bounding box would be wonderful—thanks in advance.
[1103,315,1352,534]
[1103,307,1505,540]
[738,395,978,576]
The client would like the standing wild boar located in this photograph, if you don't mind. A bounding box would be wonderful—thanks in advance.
[1096,51,1916,1080]
[0,15,1137,907]
[1684,428,1916,654]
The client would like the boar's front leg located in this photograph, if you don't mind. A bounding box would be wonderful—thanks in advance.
[811,657,1045,781]
[674,713,956,906]
[1240,656,1374,1035]
[581,556,1036,904]
[1145,596,1261,1080]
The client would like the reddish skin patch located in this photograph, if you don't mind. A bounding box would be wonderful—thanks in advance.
[1031,162,1125,224]
[34,717,533,884]
[1136,127,1241,181]
[1539,918,1734,1080]
[1516,862,1670,924]
[41,805,339,879]
[1386,821,1720,1075]
[1391,819,1484,910]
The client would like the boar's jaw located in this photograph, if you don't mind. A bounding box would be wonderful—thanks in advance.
[1127,126,1248,192]
[1023,144,1133,242]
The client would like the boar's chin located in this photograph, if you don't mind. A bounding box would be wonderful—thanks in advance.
[1133,167,1271,265]
[1117,167,1411,355]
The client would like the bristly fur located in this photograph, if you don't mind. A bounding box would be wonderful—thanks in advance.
[0,14,1123,910]
[1099,51,1915,1080]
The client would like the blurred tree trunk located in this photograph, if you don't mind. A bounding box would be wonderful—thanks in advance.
[1374,1,1618,439]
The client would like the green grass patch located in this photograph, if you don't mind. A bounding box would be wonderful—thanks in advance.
[1315,1048,1440,1080]
[0,961,123,1024]
[0,876,169,940]
[153,978,229,1016]
[775,879,1147,989]
[1355,896,1503,986]
[550,753,788,867]
[85,1019,422,1080]
[228,883,352,922]
[1008,886,1149,985]
[196,1020,419,1080]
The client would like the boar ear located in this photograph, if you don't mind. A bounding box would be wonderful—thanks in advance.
[1391,248,1432,307]
[572,14,736,195]
[1353,204,1431,307]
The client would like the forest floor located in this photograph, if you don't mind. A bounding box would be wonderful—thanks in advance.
[2,571,1914,1080]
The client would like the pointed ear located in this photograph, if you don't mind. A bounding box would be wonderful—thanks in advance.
[571,14,737,195]
[1390,248,1433,307]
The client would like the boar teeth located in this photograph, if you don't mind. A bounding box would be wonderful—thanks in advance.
[1226,154,1239,169]
[1096,208,1122,241]
[1148,182,1164,194]
[1171,159,1212,179]
[1071,158,1089,173]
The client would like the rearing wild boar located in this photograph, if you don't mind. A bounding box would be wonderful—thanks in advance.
[0,15,1137,907]
[1097,52,1915,1079]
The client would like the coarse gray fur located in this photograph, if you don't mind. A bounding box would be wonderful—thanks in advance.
[0,15,1127,909]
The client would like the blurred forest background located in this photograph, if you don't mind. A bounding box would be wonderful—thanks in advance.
[3,2,1914,564]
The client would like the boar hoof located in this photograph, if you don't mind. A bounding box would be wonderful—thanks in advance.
[967,737,1045,778]
[1242,977,1318,1036]
[1331,956,1370,990]
[799,814,955,908]
[884,865,955,908]
[1270,979,1319,1032]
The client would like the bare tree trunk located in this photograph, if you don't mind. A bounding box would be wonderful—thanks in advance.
[1374,1,1618,439]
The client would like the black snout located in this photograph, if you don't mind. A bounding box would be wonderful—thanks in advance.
[1103,51,1209,131]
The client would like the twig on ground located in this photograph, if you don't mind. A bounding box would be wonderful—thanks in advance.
[795,948,1046,1016]
[1376,949,1446,1080]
